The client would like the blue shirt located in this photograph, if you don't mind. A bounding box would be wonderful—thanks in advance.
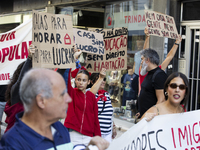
[0,112,73,150]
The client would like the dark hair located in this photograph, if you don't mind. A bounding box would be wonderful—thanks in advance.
[140,48,160,65]
[88,73,99,88]
[164,72,189,106]
[76,69,90,80]
[5,61,25,106]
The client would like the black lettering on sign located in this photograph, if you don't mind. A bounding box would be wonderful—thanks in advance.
[33,13,48,30]
[40,50,52,63]
[33,32,62,44]
[51,16,68,30]
[86,64,92,69]
[52,47,75,65]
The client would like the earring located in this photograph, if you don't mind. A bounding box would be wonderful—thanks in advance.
[165,92,168,96]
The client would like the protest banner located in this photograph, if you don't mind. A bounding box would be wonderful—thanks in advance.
[0,19,32,85]
[32,10,75,68]
[108,110,200,150]
[73,28,104,55]
[144,10,179,39]
[86,27,128,72]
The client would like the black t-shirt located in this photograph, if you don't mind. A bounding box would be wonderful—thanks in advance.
[0,85,7,102]
[138,67,167,117]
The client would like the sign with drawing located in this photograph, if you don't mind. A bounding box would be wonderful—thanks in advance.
[32,10,75,68]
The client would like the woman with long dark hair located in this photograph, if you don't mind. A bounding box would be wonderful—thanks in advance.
[141,72,189,121]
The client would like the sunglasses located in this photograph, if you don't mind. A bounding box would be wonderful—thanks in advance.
[169,83,187,90]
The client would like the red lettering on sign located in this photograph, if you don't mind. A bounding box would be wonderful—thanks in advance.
[8,45,17,61]
[0,31,16,42]
[124,16,128,23]
[124,14,145,24]
[93,58,125,72]
[0,41,31,63]
[0,73,10,81]
[2,47,9,63]
[0,34,7,42]
[21,42,28,59]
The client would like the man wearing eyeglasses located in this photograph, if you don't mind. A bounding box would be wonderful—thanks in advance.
[137,48,168,119]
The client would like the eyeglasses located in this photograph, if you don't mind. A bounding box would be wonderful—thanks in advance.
[169,83,187,90]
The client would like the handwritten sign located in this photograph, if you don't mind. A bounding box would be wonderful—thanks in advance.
[86,27,128,72]
[108,110,200,150]
[0,19,32,85]
[32,10,75,68]
[73,29,104,55]
[144,10,178,39]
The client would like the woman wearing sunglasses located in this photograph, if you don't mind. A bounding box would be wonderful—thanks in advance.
[140,72,189,121]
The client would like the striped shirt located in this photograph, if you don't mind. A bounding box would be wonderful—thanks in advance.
[96,91,113,134]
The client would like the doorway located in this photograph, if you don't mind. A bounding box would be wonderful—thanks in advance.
[179,24,200,111]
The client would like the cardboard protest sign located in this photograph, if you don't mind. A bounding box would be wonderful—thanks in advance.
[0,19,32,85]
[86,27,128,72]
[108,110,200,150]
[32,10,75,68]
[73,28,104,55]
[144,10,178,39]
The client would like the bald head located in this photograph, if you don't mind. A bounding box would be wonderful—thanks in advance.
[19,68,65,112]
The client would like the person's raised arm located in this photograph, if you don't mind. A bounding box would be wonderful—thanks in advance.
[10,44,34,105]
[143,27,150,49]
[90,68,106,95]
[161,35,182,70]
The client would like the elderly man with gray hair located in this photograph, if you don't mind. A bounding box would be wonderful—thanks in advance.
[0,68,109,150]
[138,48,168,119]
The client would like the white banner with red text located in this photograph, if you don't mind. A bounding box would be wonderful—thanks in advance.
[0,19,32,85]
[108,110,200,150]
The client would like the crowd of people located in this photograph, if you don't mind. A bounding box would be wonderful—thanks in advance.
[0,27,190,150]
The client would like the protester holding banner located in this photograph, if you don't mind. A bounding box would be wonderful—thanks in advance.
[89,69,117,143]
[141,72,189,121]
[60,68,101,146]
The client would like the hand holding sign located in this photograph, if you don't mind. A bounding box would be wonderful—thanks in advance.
[144,26,150,37]
[143,112,157,122]
[28,44,35,58]
[74,49,82,60]
[99,68,106,79]
[175,34,182,45]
